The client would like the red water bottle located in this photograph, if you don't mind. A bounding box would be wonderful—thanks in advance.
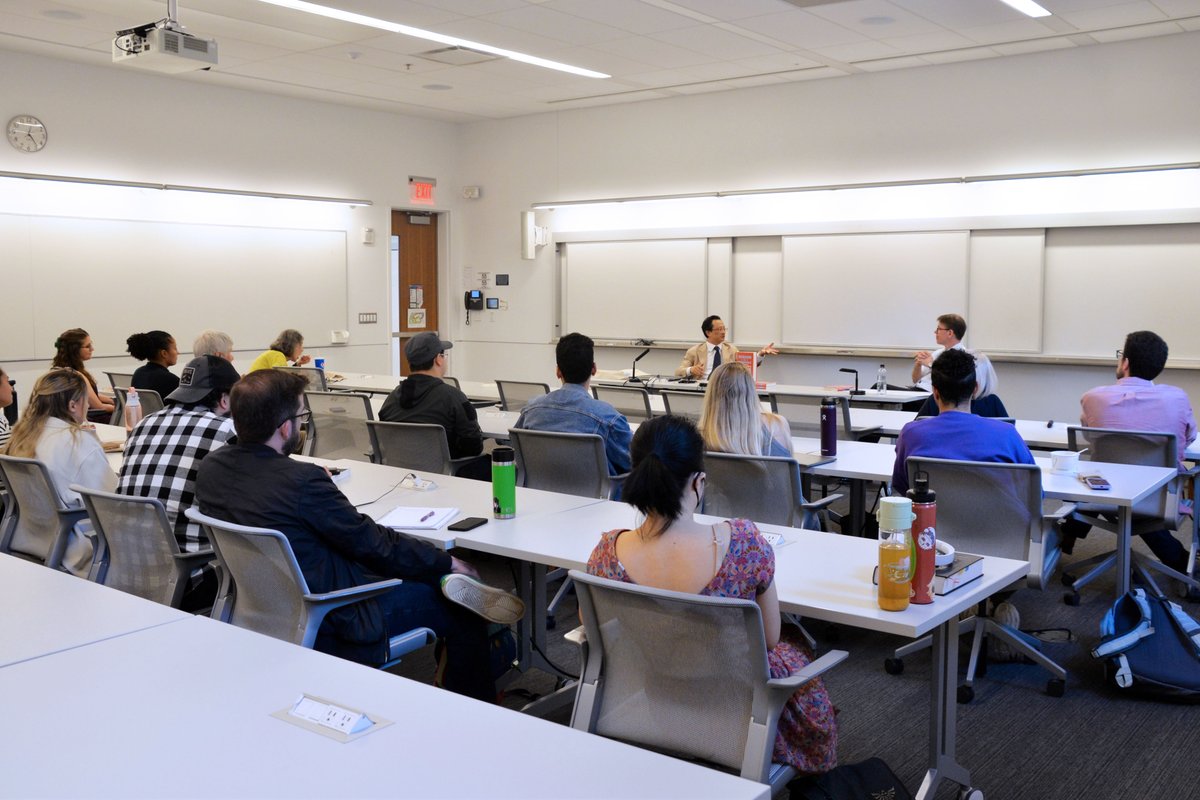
[907,470,936,604]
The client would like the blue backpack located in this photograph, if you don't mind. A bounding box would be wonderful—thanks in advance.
[1092,588,1200,702]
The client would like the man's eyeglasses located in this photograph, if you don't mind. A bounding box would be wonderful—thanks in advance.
[1116,349,1124,360]
[289,409,312,427]
[936,327,951,334]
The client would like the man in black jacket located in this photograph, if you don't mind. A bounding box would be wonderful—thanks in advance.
[196,369,520,702]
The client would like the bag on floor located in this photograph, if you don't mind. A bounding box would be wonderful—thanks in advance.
[789,757,914,800]
[1092,587,1200,703]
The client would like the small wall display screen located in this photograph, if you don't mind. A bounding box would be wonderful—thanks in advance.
[486,297,499,309]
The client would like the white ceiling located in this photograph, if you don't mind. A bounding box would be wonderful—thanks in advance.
[2,0,1198,123]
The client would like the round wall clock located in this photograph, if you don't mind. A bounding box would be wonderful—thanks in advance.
[7,115,47,152]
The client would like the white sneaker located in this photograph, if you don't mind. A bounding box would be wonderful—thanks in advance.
[441,574,525,625]
[989,602,1022,663]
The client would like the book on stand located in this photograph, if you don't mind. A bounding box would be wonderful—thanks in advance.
[934,552,984,595]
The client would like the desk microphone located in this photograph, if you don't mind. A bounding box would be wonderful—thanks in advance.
[839,367,865,396]
[628,348,651,384]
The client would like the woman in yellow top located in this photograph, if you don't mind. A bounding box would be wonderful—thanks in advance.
[247,329,311,373]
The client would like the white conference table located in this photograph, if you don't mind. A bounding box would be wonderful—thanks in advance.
[0,553,188,669]
[331,371,500,403]
[454,501,1025,800]
[0,612,768,800]
[791,436,1177,598]
[595,376,927,408]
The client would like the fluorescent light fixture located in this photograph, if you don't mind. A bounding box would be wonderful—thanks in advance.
[997,0,1052,18]
[255,0,610,79]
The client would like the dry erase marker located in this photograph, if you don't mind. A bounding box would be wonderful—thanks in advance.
[1047,420,1054,428]
[419,511,435,522]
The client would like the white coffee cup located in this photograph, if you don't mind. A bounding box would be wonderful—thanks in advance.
[1050,450,1080,474]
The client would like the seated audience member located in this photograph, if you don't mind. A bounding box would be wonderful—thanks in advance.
[196,370,521,699]
[52,328,115,422]
[912,313,967,391]
[892,348,1033,495]
[699,362,792,457]
[514,332,632,475]
[117,355,240,610]
[915,352,1009,418]
[247,328,310,373]
[1059,331,1196,577]
[379,332,486,478]
[193,329,235,362]
[676,315,778,380]
[126,330,180,400]
[586,415,837,775]
[5,368,117,575]
[0,365,13,450]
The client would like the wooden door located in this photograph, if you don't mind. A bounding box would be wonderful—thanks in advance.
[392,210,439,375]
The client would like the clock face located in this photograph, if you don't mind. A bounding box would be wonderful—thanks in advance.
[7,115,47,153]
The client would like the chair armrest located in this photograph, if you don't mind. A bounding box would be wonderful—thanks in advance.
[387,626,435,660]
[172,548,216,570]
[1035,502,1077,544]
[564,626,587,647]
[607,473,628,501]
[766,649,849,693]
[801,494,842,513]
[305,577,404,609]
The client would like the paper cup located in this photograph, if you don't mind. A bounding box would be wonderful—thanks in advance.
[1050,450,1080,475]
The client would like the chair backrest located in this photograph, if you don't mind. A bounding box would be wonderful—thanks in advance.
[771,394,852,440]
[570,570,774,779]
[304,391,374,462]
[660,389,705,421]
[1067,426,1176,518]
[702,452,811,529]
[509,428,610,499]
[0,454,77,569]
[74,486,188,607]
[592,385,653,423]
[105,371,134,393]
[185,508,314,646]
[443,376,461,390]
[114,387,165,417]
[366,420,454,474]
[906,456,1056,586]
[495,380,550,412]
[273,365,328,392]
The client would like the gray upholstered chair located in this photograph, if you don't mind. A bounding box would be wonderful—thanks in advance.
[659,389,705,421]
[889,456,1070,700]
[570,569,847,794]
[0,454,91,572]
[273,365,328,391]
[185,508,432,668]
[495,380,550,412]
[365,420,483,476]
[112,387,165,419]
[74,485,214,607]
[701,452,839,531]
[105,371,135,425]
[508,428,623,500]
[304,390,375,463]
[592,385,653,424]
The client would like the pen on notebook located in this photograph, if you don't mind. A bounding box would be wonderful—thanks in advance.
[419,511,435,522]
[1046,420,1054,428]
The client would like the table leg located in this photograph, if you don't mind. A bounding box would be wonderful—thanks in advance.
[1115,507,1131,597]
[848,478,866,536]
[915,616,973,800]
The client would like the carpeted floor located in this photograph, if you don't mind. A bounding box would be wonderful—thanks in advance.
[394,522,1200,800]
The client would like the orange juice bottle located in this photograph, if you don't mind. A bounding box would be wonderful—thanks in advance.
[877,496,914,611]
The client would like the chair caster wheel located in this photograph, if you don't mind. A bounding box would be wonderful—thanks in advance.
[959,788,984,800]
[884,657,904,675]
[1060,572,1075,586]
[545,615,557,630]
[1046,678,1066,697]
[1063,592,1081,607]
[957,685,974,704]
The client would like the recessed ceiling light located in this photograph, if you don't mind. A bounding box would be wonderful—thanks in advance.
[43,9,83,19]
[861,16,894,25]
[254,0,609,78]
[422,84,452,91]
[997,0,1051,18]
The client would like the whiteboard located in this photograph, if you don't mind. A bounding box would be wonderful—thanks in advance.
[563,240,708,342]
[0,214,347,362]
[1043,224,1200,360]
[780,232,969,349]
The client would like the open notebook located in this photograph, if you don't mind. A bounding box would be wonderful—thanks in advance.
[378,506,459,530]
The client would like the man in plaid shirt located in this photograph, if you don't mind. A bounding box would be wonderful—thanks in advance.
[118,354,240,609]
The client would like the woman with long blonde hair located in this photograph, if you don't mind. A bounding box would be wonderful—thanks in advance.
[698,362,792,457]
[52,328,115,423]
[6,368,117,575]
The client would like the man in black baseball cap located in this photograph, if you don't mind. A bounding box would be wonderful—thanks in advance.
[379,332,487,479]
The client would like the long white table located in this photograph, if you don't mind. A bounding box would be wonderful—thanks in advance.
[595,376,927,408]
[0,553,187,669]
[0,612,768,800]
[331,371,499,403]
[454,502,1025,800]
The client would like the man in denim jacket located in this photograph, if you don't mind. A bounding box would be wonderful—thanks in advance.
[515,333,632,476]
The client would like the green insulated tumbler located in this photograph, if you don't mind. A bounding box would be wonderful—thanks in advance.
[492,446,516,519]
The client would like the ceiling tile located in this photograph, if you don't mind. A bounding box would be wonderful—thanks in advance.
[730,51,826,72]
[990,35,1078,54]
[879,29,978,53]
[804,0,946,38]
[649,23,788,59]
[958,19,1065,44]
[588,33,713,68]
[474,4,629,46]
[854,54,933,71]
[1055,0,1168,29]
[541,0,698,35]
[809,38,902,62]
[735,9,867,48]
[1089,18,1184,38]
[920,45,1000,64]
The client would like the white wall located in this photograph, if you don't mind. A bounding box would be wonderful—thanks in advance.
[455,31,1200,422]
[0,48,461,394]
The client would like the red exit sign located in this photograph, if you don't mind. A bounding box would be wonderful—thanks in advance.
[409,176,436,206]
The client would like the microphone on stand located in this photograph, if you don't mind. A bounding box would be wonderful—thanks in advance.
[628,348,651,384]
[839,367,865,396]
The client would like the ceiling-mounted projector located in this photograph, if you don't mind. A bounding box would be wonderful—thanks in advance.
[112,1,216,73]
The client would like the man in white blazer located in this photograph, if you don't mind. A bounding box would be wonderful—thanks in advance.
[675,315,777,379]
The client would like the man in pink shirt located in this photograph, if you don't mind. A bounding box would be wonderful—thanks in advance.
[1062,331,1196,579]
